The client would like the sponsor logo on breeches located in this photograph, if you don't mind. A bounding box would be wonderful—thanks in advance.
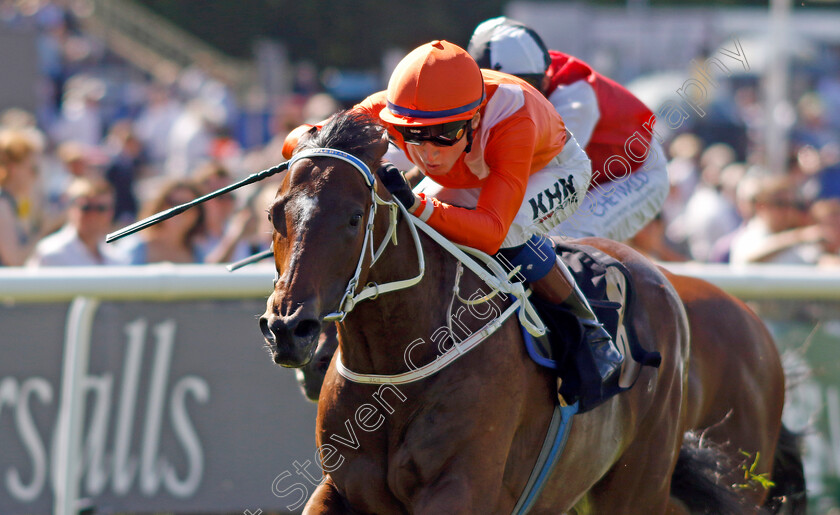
[529,174,577,222]
[589,171,650,217]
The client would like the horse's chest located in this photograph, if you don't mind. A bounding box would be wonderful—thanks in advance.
[318,398,469,510]
[317,406,403,510]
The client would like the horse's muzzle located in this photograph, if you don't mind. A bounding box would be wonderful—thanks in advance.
[259,313,322,368]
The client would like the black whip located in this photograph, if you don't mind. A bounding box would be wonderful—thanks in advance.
[106,161,288,243]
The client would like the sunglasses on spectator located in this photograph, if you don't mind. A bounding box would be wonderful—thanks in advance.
[78,203,113,213]
[393,120,468,146]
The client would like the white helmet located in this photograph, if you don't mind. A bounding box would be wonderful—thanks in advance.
[468,16,551,83]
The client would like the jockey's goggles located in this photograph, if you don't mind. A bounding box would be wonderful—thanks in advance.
[393,120,469,147]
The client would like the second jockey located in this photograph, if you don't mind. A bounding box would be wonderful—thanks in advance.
[283,40,624,394]
[468,16,669,243]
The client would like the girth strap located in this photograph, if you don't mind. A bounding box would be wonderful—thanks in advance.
[511,401,579,515]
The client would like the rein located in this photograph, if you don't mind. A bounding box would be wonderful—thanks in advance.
[289,147,546,385]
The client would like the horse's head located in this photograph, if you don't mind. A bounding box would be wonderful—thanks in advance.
[259,111,389,367]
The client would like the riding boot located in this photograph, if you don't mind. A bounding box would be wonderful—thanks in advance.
[530,257,624,387]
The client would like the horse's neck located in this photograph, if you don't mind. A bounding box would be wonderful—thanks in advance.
[338,210,468,375]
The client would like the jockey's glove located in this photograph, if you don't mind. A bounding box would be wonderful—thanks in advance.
[377,162,416,209]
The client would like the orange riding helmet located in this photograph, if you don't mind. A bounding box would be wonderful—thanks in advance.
[379,40,486,127]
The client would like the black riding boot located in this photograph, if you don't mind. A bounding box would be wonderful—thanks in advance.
[529,257,624,388]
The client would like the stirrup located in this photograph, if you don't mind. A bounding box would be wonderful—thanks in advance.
[581,320,624,383]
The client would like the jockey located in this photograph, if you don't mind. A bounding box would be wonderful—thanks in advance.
[468,17,669,243]
[282,40,624,392]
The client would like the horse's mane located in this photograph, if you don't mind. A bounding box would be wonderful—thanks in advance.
[297,110,385,162]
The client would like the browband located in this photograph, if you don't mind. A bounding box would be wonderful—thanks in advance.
[289,148,374,188]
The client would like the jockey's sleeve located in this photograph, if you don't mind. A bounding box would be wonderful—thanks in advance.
[547,80,599,149]
[411,118,538,255]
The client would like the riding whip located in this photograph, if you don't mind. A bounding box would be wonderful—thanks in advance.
[106,162,288,243]
[226,248,274,271]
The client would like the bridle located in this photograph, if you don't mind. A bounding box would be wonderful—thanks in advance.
[287,148,425,322]
[285,147,546,385]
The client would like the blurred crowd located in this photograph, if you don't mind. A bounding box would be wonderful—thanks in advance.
[0,0,340,267]
[2,0,840,268]
[630,126,840,267]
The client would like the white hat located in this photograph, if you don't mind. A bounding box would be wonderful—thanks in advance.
[468,17,551,77]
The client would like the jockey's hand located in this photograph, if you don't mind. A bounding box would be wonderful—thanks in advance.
[377,162,417,209]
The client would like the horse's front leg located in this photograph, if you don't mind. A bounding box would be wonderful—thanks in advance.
[303,476,351,515]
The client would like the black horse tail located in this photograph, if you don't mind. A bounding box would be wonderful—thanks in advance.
[762,424,807,514]
[670,431,753,514]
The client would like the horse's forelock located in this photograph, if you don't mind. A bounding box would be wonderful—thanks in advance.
[299,110,385,162]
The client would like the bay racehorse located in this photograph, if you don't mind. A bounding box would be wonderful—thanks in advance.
[259,111,771,513]
[293,271,805,511]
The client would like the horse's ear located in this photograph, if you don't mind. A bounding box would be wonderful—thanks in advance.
[296,125,320,148]
[364,130,390,171]
[282,124,320,159]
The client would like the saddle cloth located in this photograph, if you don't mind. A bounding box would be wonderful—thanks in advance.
[522,242,661,413]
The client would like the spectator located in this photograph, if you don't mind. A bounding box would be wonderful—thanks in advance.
[191,162,254,263]
[27,176,125,266]
[669,143,741,261]
[729,174,820,265]
[104,120,145,224]
[0,128,52,265]
[805,143,840,200]
[121,179,204,264]
[0,108,38,131]
[817,68,840,131]
[708,171,762,263]
[809,197,840,267]
[133,83,181,172]
[35,5,68,113]
[302,92,340,125]
[51,75,106,146]
[40,140,106,218]
[164,98,219,177]
[57,141,104,180]
[662,132,704,247]
[791,92,836,151]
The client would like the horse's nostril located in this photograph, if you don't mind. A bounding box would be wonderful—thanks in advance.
[259,317,274,341]
[294,319,321,341]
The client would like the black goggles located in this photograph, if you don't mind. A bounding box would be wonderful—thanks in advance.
[393,120,469,146]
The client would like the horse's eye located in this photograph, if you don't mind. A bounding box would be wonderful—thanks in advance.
[349,212,363,227]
